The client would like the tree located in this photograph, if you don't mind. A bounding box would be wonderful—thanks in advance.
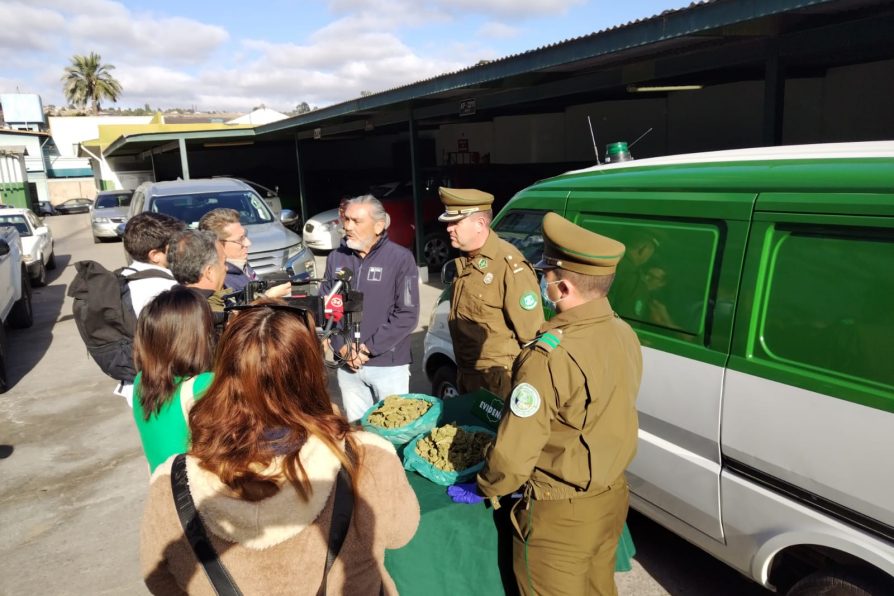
[295,102,311,114]
[61,52,123,115]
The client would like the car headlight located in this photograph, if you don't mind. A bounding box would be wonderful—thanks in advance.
[93,217,110,224]
[285,240,304,260]
[320,217,340,231]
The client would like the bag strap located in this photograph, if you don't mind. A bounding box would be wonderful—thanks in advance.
[171,454,243,596]
[317,445,355,596]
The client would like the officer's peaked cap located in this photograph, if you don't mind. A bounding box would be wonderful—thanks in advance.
[438,187,494,222]
[535,212,626,275]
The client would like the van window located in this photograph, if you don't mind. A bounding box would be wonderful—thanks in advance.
[148,191,274,226]
[493,209,547,263]
[581,218,720,338]
[757,225,894,391]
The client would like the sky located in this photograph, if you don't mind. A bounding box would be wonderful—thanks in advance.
[0,0,694,114]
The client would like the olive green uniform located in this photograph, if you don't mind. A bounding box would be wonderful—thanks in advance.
[478,297,642,595]
[448,230,543,399]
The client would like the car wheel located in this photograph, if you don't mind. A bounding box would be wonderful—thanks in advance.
[46,248,56,270]
[93,235,102,244]
[0,323,8,394]
[31,261,47,287]
[423,230,453,273]
[8,270,34,329]
[787,569,891,596]
[431,363,460,400]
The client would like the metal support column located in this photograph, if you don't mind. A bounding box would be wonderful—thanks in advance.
[408,115,425,268]
[178,137,191,180]
[762,40,785,147]
[294,135,309,225]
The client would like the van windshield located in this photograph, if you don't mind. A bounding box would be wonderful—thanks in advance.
[148,190,274,226]
[95,193,133,209]
[494,209,546,263]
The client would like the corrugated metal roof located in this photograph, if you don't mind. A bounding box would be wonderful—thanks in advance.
[257,0,839,134]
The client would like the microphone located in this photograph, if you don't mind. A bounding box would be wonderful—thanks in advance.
[335,267,353,283]
[325,293,345,322]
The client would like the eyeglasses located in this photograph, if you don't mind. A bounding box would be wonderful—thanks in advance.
[221,235,249,247]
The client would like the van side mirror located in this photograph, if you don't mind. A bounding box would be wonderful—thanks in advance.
[441,260,457,285]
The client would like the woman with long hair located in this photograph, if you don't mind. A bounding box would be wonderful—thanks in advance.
[132,285,215,473]
[140,299,420,595]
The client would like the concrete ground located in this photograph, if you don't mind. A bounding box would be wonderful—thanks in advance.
[0,213,768,595]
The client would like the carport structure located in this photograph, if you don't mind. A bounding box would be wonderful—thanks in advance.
[99,0,894,268]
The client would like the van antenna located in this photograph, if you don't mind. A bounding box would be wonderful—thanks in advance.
[628,127,654,150]
[587,116,601,165]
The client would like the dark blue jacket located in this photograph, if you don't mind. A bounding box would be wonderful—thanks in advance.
[320,233,419,367]
[224,261,257,292]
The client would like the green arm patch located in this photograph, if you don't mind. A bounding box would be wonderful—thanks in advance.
[520,291,538,310]
[535,331,561,351]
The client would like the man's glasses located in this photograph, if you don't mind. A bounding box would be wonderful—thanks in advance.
[221,235,249,247]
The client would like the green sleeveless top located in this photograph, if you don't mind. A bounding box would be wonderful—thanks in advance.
[132,372,214,473]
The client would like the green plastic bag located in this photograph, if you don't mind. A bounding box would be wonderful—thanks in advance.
[403,425,496,486]
[360,394,443,446]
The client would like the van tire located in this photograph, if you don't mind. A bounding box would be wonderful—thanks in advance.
[8,270,34,329]
[787,569,890,596]
[46,248,56,270]
[432,363,460,400]
[31,261,47,287]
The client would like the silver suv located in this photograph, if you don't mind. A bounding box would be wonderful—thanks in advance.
[127,178,315,279]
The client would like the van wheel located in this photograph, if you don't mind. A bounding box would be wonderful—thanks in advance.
[31,261,47,287]
[46,248,56,270]
[432,363,460,400]
[423,231,453,273]
[8,270,34,329]
[787,570,890,596]
[0,323,8,393]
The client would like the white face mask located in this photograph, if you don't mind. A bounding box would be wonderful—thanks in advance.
[540,276,564,312]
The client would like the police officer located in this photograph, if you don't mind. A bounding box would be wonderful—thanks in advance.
[438,187,543,399]
[477,212,643,596]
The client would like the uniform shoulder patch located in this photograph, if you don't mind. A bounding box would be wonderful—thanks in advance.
[519,291,538,310]
[535,331,562,352]
[510,383,541,418]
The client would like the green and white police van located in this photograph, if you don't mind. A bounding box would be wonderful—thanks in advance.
[422,141,894,594]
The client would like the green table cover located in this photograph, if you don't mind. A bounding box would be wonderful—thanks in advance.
[383,391,636,595]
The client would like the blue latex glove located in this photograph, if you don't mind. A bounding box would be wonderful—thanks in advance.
[447,482,485,504]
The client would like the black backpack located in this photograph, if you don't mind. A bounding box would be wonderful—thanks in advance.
[68,261,174,383]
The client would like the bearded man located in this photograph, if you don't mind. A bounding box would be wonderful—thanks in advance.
[319,194,420,422]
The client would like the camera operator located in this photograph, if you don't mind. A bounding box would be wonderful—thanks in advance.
[199,208,291,299]
[320,195,419,423]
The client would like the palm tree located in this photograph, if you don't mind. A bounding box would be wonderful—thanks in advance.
[61,52,123,114]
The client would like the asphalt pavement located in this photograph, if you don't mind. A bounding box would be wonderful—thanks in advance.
[0,213,769,595]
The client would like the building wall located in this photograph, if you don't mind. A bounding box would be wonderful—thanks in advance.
[48,116,152,158]
[47,179,97,203]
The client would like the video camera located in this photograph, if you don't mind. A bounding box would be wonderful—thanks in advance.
[222,266,364,368]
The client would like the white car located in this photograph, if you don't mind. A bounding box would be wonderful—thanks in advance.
[302,207,343,253]
[0,208,55,286]
[91,190,133,242]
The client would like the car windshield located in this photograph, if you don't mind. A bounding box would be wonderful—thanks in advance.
[0,215,31,236]
[493,209,546,263]
[148,190,274,226]
[95,193,132,209]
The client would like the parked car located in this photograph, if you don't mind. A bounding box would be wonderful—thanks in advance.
[0,208,55,286]
[303,181,455,271]
[55,198,93,214]
[423,141,894,595]
[36,201,57,216]
[0,226,35,393]
[91,190,133,243]
[127,178,314,280]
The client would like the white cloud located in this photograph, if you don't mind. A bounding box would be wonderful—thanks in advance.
[441,0,585,18]
[0,2,66,52]
[477,22,520,39]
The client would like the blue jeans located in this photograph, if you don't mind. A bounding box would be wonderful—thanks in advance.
[336,364,410,422]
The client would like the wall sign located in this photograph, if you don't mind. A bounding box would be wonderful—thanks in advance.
[459,98,477,117]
